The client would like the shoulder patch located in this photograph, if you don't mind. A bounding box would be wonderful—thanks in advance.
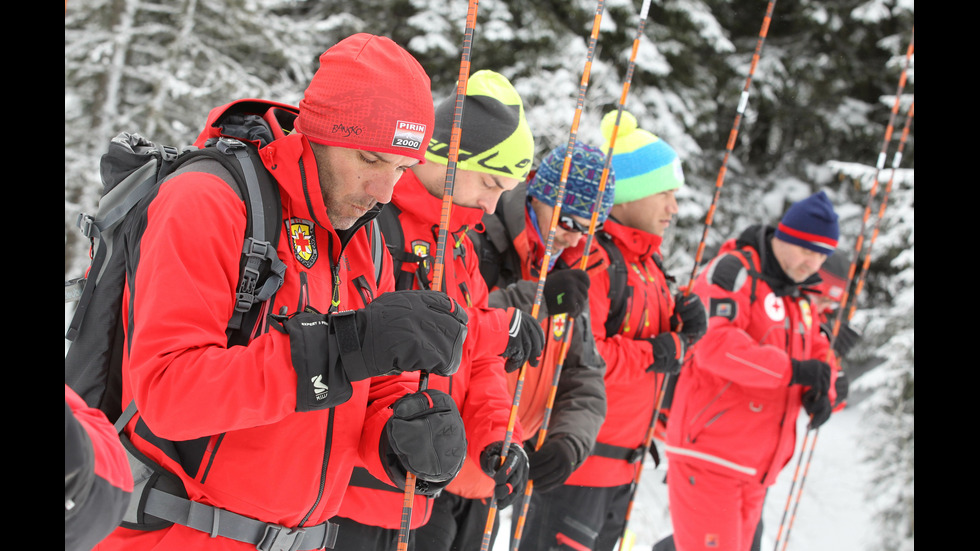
[709,297,738,321]
[706,254,748,292]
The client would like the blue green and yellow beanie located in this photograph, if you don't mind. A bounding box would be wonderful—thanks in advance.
[527,142,616,222]
[600,110,684,205]
[425,70,535,180]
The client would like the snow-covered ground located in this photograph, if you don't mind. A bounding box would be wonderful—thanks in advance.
[496,404,877,551]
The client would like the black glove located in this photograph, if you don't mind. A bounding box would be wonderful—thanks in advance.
[527,436,580,493]
[480,441,529,509]
[277,290,468,411]
[543,269,591,317]
[501,308,545,373]
[833,370,849,408]
[646,333,686,374]
[821,321,862,359]
[789,359,832,398]
[670,292,707,344]
[381,389,467,496]
[802,388,832,429]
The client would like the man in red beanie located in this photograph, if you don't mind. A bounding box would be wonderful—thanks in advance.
[663,191,845,551]
[95,34,470,551]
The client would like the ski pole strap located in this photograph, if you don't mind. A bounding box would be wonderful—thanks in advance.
[142,488,339,551]
[348,466,403,493]
[590,442,644,464]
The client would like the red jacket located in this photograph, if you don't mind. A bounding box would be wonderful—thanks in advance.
[334,171,520,529]
[563,219,676,487]
[98,102,413,550]
[664,226,838,485]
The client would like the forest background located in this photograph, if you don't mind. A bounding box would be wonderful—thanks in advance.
[64,1,914,548]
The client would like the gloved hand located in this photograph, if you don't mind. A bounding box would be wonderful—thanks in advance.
[480,441,529,508]
[802,388,832,429]
[646,333,686,375]
[543,269,591,317]
[820,321,862,359]
[332,290,468,378]
[500,308,545,373]
[382,389,467,496]
[789,359,832,398]
[833,370,849,408]
[670,292,707,344]
[275,290,468,411]
[527,436,580,493]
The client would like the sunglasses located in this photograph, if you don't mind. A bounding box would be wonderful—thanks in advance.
[557,214,600,234]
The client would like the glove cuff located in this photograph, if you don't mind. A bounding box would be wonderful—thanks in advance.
[330,310,395,379]
[272,312,352,411]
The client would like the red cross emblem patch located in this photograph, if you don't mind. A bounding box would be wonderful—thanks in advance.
[551,313,567,339]
[288,218,318,268]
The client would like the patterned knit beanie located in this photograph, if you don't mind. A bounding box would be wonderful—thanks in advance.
[295,34,434,162]
[775,191,840,254]
[600,110,684,205]
[527,142,616,222]
[425,70,535,180]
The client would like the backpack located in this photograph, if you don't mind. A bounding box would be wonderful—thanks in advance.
[66,101,388,426]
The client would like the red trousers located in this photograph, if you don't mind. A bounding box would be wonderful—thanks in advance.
[668,461,767,551]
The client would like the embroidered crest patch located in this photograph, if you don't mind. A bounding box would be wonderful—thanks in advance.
[800,299,813,330]
[551,313,567,340]
[411,240,431,271]
[288,218,318,268]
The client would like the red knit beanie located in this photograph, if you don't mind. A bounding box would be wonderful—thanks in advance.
[295,34,434,162]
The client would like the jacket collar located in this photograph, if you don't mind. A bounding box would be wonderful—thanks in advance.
[603,217,663,260]
[391,170,486,234]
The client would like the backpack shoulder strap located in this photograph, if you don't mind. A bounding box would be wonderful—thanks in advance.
[170,138,285,342]
[375,204,426,291]
[707,247,762,304]
[596,232,631,338]
[368,218,384,288]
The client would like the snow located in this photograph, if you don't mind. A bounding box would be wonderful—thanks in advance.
[494,403,876,551]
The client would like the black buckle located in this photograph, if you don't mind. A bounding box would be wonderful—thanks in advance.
[76,213,96,238]
[257,524,306,551]
[627,446,645,464]
[217,137,246,154]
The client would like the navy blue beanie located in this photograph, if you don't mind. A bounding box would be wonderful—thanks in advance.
[774,191,840,254]
[527,142,616,222]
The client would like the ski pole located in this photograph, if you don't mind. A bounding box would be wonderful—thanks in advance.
[772,30,913,551]
[481,2,608,549]
[687,0,778,289]
[397,2,480,548]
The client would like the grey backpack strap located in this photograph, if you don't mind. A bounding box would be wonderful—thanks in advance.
[371,219,384,287]
[142,489,339,551]
[212,138,286,331]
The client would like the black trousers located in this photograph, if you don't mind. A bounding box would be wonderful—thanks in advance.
[413,491,501,551]
[330,515,414,551]
[517,483,633,551]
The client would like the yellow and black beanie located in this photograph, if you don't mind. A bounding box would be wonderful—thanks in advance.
[425,70,535,180]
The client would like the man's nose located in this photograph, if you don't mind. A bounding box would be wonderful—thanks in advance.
[365,174,398,204]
